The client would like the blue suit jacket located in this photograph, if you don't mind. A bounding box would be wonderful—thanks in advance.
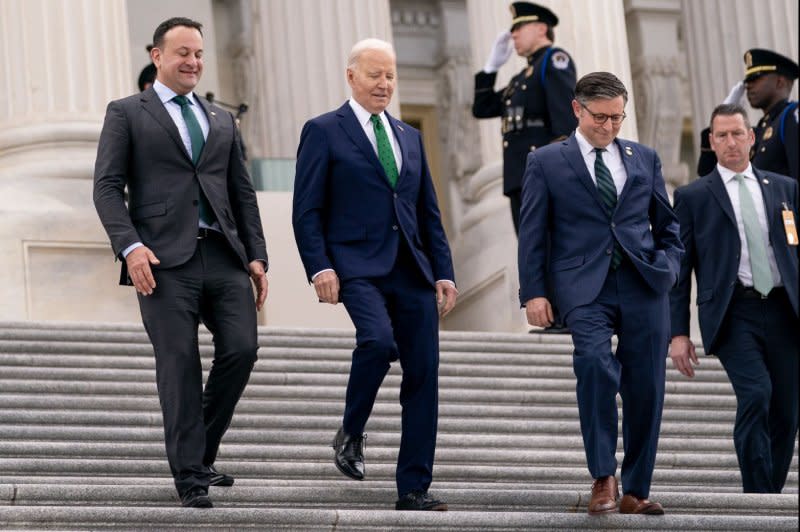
[669,167,799,354]
[518,135,683,317]
[292,102,454,286]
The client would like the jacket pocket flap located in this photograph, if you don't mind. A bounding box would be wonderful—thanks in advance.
[130,201,167,220]
[551,255,584,272]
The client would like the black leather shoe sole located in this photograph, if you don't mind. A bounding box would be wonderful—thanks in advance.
[181,492,213,508]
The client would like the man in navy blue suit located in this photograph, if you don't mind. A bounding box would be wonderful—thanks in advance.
[669,104,799,493]
[518,72,683,515]
[292,38,457,511]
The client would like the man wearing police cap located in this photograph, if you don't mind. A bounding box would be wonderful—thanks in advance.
[473,1,576,333]
[697,48,798,181]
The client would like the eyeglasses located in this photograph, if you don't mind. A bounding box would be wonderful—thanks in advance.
[580,101,626,125]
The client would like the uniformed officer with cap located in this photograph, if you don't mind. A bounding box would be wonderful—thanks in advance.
[473,1,576,333]
[697,48,798,181]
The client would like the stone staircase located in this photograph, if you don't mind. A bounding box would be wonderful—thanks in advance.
[0,320,796,530]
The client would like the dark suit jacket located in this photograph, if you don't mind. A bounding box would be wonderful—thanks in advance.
[669,167,799,354]
[292,102,454,286]
[518,134,683,317]
[93,87,267,284]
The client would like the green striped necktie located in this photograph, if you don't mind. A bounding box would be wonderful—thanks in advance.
[594,148,622,270]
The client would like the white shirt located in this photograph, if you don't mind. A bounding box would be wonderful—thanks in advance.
[122,81,216,258]
[348,98,403,173]
[717,163,782,287]
[574,129,628,196]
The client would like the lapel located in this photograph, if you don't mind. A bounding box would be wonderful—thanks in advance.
[705,169,737,228]
[194,94,218,167]
[615,138,641,209]
[562,135,606,213]
[140,88,190,162]
[336,102,389,183]
[753,167,777,235]
[385,111,408,185]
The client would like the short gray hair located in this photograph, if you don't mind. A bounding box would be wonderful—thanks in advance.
[575,72,628,105]
[347,38,396,69]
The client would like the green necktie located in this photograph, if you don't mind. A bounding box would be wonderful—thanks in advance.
[172,95,215,225]
[594,148,622,269]
[370,114,398,188]
[734,174,774,296]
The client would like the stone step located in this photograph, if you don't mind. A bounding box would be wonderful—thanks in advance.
[0,505,793,530]
[0,484,796,514]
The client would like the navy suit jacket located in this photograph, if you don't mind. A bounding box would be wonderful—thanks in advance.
[518,135,683,317]
[292,102,454,286]
[669,167,799,354]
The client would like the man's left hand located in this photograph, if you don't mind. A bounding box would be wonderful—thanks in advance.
[436,281,458,317]
[249,260,268,311]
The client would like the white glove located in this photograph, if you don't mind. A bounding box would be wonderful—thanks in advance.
[483,31,513,73]
[723,81,746,105]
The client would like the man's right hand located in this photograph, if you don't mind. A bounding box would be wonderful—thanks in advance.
[483,31,513,73]
[525,297,553,328]
[314,270,340,305]
[669,335,699,378]
[126,246,160,296]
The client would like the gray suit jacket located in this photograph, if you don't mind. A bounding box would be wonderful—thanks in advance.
[93,87,267,285]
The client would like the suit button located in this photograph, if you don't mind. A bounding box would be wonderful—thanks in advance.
[503,141,509,148]
[393,193,398,198]
[192,200,199,205]
[606,248,612,255]
[392,225,398,231]
[530,145,536,151]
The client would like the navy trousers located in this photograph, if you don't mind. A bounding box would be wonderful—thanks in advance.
[339,242,440,497]
[715,285,799,493]
[565,259,669,498]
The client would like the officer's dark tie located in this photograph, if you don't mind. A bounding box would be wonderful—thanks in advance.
[370,114,399,188]
[172,94,215,225]
[594,147,622,269]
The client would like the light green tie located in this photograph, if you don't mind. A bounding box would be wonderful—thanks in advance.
[370,114,398,188]
[735,174,774,296]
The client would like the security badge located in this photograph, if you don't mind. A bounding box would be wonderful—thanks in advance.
[552,51,570,70]
[782,202,798,246]
[745,51,753,68]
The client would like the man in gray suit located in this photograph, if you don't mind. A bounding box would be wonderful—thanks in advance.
[93,17,268,508]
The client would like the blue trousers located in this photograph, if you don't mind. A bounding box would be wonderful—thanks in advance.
[565,259,668,498]
[715,286,799,493]
[339,244,440,497]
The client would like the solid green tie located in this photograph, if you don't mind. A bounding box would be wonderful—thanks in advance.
[172,95,215,225]
[594,148,623,269]
[370,114,398,188]
[734,174,774,296]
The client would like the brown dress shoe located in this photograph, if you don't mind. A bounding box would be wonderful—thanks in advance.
[619,494,665,515]
[588,476,619,515]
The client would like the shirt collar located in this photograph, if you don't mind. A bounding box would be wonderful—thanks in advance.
[349,98,385,127]
[574,128,614,157]
[153,80,196,106]
[717,163,755,184]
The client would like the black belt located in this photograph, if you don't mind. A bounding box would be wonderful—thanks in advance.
[734,282,783,300]
[197,228,223,239]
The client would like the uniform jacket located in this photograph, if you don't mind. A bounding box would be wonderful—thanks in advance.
[518,134,683,317]
[473,46,577,195]
[93,87,268,285]
[670,167,799,353]
[292,102,454,287]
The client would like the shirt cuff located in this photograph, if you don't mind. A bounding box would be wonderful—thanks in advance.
[436,279,456,289]
[312,268,335,281]
[121,242,144,259]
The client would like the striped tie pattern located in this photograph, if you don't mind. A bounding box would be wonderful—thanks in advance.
[594,148,622,269]
[173,95,215,225]
[370,114,398,188]
[734,174,774,296]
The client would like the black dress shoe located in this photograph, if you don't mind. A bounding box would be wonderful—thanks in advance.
[181,487,213,508]
[536,324,570,334]
[332,426,366,480]
[208,464,234,487]
[395,490,448,511]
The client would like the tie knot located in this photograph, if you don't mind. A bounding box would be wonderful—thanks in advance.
[370,114,382,128]
[172,95,191,107]
[734,173,746,183]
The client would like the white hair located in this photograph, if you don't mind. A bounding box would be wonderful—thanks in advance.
[347,38,396,69]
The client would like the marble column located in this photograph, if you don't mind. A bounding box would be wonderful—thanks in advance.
[682,0,799,162]
[0,0,136,321]
[625,0,689,190]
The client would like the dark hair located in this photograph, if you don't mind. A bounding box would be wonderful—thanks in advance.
[152,17,203,49]
[575,72,628,104]
[137,63,157,92]
[709,103,751,131]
